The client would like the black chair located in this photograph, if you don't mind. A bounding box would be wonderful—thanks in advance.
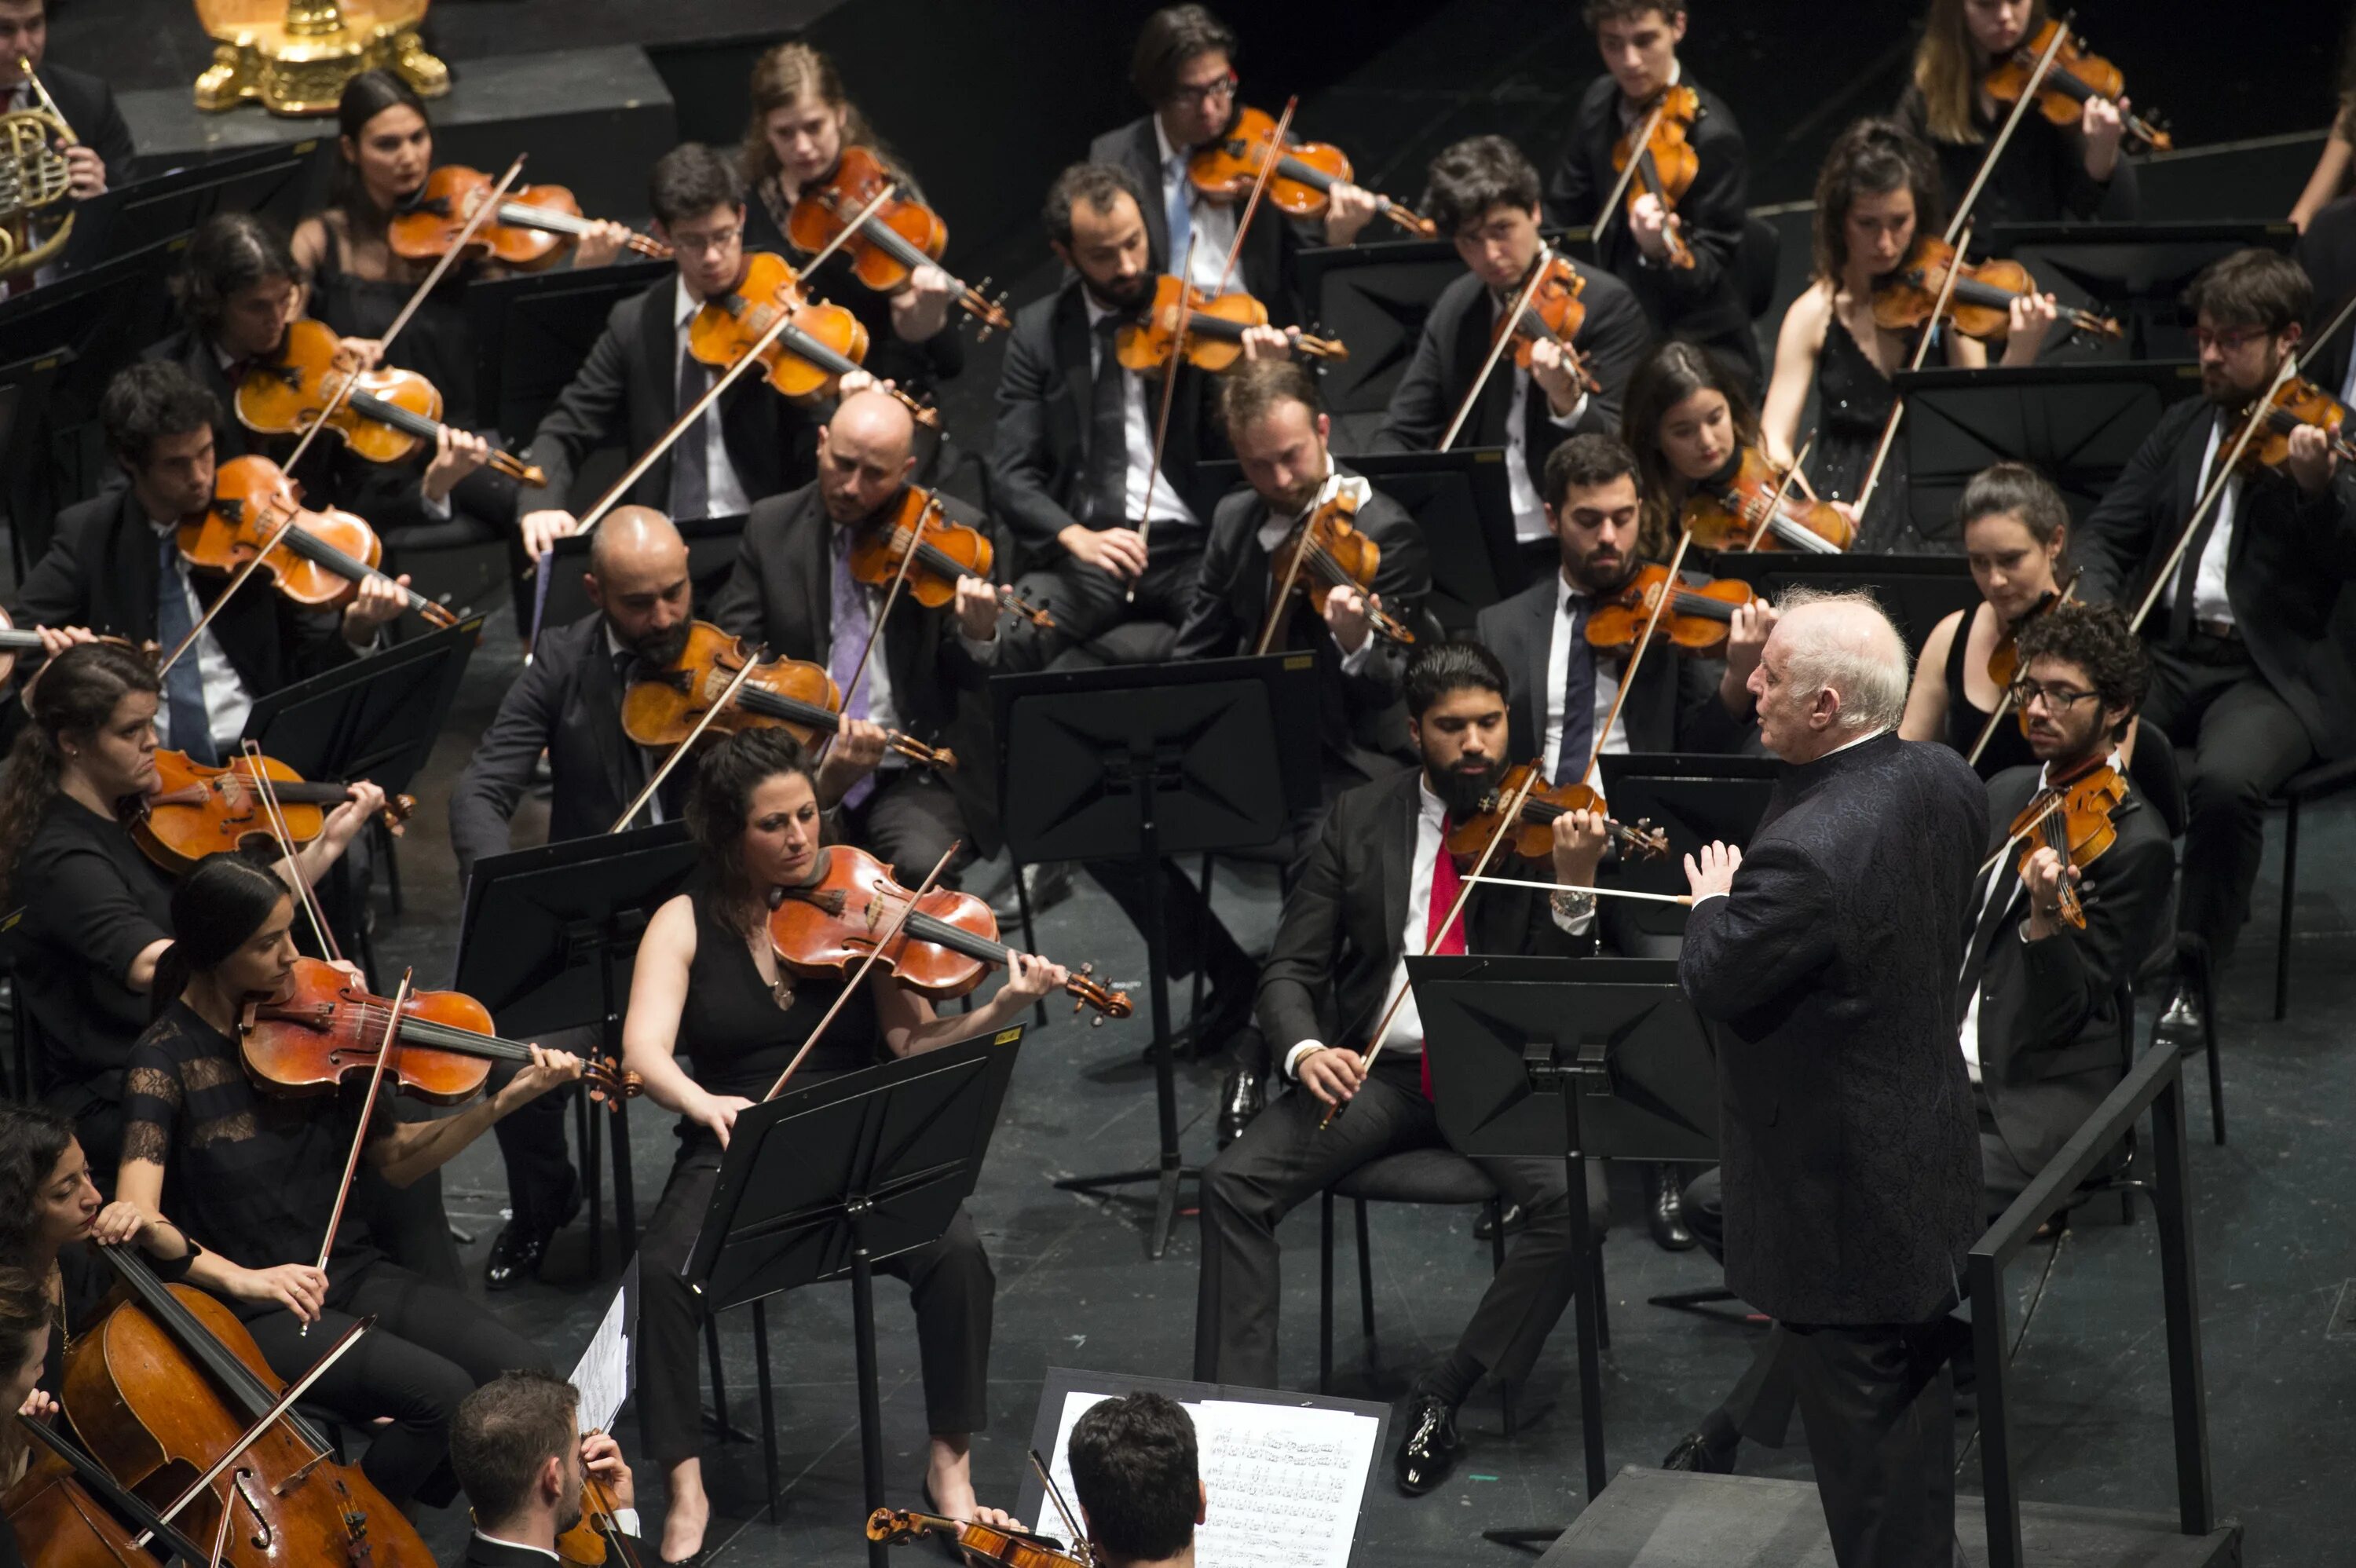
[2129,732,2226,1146]
[1740,215,1781,321]
[2266,756,2356,1019]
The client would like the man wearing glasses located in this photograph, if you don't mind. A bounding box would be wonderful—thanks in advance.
[1089,5,1380,315]
[2078,247,2356,1037]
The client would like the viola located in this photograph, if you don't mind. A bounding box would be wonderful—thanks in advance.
[1114,274,1348,373]
[621,620,953,771]
[1608,85,1701,269]
[555,1473,644,1568]
[238,317,546,484]
[1263,488,1413,648]
[848,486,1054,630]
[1491,252,1601,392]
[1585,563,1755,656]
[130,748,415,876]
[240,955,638,1106]
[1983,20,2171,154]
[1444,762,1670,864]
[2007,756,2129,930]
[389,164,671,269]
[60,1242,435,1568]
[2233,377,2356,475]
[690,250,940,428]
[1681,448,1854,554]
[185,454,459,627]
[867,1507,1088,1568]
[769,843,1130,1020]
[1187,103,1436,237]
[787,144,1012,335]
[1873,236,2120,345]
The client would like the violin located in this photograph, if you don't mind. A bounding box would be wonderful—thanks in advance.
[1264,488,1413,647]
[867,1507,1089,1568]
[1491,252,1602,392]
[1187,103,1436,237]
[556,1473,643,1568]
[1609,85,1701,269]
[690,251,940,428]
[61,1242,436,1567]
[237,317,546,484]
[849,486,1055,630]
[1873,236,2120,345]
[1444,762,1670,864]
[621,620,953,771]
[130,748,415,876]
[1114,274,1348,372]
[1681,448,1854,554]
[185,454,459,627]
[2233,377,2356,474]
[389,165,671,268]
[787,145,1012,334]
[768,843,1130,1021]
[1585,563,1754,656]
[2007,756,2129,930]
[1983,20,2171,153]
[240,955,639,1106]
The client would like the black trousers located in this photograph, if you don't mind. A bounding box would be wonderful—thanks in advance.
[1783,1320,1962,1568]
[843,768,972,886]
[1194,1056,1601,1392]
[486,1025,597,1237]
[243,1259,551,1508]
[1006,528,1204,671]
[635,1126,996,1467]
[2142,636,2314,967]
[357,1102,463,1291]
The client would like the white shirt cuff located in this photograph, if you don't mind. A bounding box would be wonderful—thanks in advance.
[613,1509,641,1538]
[957,629,1001,663]
[1335,633,1374,674]
[1549,905,1596,936]
[422,489,454,520]
[1283,1039,1325,1080]
[1690,890,1727,908]
[1547,393,1587,429]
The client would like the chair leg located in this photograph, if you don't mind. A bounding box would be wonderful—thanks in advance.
[1013,860,1046,1030]
[2198,947,2226,1146]
[704,1314,734,1441]
[1355,1199,1376,1342]
[2275,797,2299,1020]
[1189,854,1217,1042]
[1590,1242,1611,1351]
[1487,1197,1505,1276]
[1319,1190,1334,1395]
[752,1300,781,1520]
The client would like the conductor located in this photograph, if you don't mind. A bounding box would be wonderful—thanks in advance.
[1677,589,1987,1566]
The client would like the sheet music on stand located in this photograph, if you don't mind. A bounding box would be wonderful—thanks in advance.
[568,1256,637,1435]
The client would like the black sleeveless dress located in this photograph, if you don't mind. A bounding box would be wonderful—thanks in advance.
[676,876,881,1098]
[743,171,967,397]
[310,228,484,430]
[1943,607,2036,780]
[1809,313,1929,554]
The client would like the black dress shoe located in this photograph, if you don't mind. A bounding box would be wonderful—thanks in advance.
[1648,1163,1697,1252]
[484,1173,583,1291]
[2157,980,2204,1047]
[1659,1428,1736,1474]
[1393,1394,1465,1496]
[1217,1062,1265,1148]
[1472,1202,1527,1242]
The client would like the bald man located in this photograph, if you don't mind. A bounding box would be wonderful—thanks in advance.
[708,390,1008,886]
[1674,589,1988,1567]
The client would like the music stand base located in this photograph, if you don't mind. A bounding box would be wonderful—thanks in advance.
[1052,1158,1201,1259]
[1482,1525,1564,1551]
[1648,1286,1747,1317]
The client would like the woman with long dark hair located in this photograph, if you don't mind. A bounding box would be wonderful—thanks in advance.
[0,1263,53,1563]
[113,853,579,1510]
[1619,340,1762,555]
[623,727,1063,1563]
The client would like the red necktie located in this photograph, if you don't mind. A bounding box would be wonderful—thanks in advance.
[1419,819,1469,1100]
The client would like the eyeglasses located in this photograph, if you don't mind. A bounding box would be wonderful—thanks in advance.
[1169,71,1238,107]
[2190,325,2267,354]
[2008,679,2099,712]
[668,224,742,256]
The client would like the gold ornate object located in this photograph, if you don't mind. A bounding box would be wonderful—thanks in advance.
[192,1,448,118]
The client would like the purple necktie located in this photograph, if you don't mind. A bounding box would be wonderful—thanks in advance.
[829,543,877,810]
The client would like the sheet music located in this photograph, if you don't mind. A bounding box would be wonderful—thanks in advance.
[1044,1391,1378,1568]
[569,1261,634,1435]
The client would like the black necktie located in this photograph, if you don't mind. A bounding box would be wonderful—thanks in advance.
[672,338,713,522]
[1955,864,2020,1021]
[2166,415,2228,647]
[1555,594,1596,784]
[1084,313,1130,526]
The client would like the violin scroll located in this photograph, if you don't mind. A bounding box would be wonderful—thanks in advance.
[1066,963,1132,1025]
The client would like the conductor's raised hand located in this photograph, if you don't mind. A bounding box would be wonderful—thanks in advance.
[1683,840,1742,901]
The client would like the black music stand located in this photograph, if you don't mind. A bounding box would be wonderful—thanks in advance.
[453,824,701,1272]
[991,654,1319,1258]
[1992,221,2296,360]
[1292,237,1465,422]
[58,138,320,276]
[243,616,485,801]
[1410,956,1718,1530]
[1703,550,1978,653]
[1892,360,2197,542]
[1593,754,1780,945]
[684,1029,1024,1564]
[468,260,672,445]
[0,348,70,581]
[534,514,749,637]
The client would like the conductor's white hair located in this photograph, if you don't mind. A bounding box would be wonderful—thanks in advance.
[1771,587,1911,733]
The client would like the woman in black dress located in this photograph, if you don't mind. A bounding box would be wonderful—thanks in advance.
[1900,460,2070,778]
[1623,340,1768,553]
[115,853,582,1509]
[624,727,1064,1565]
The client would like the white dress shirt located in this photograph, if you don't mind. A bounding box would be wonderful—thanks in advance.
[468,1509,641,1563]
[1082,291,1197,531]
[1155,116,1242,298]
[1542,575,1630,783]
[2186,415,2240,629]
[674,279,754,520]
[144,510,252,756]
[605,623,669,825]
[1492,294,1590,542]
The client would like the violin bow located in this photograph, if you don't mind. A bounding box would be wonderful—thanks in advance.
[1253,482,1333,656]
[1030,1446,1096,1563]
[1966,577,2080,766]
[609,640,770,833]
[240,739,343,965]
[760,839,960,1102]
[16,1416,218,1567]
[566,181,898,543]
[1318,765,1541,1131]
[1948,23,2072,245]
[1744,429,1819,554]
[1573,528,1696,788]
[154,504,302,678]
[1439,243,1560,453]
[1853,221,1974,521]
[1590,92,1673,249]
[1216,95,1298,297]
[1468,874,1692,905]
[304,969,413,1335]
[1129,232,1201,603]
[824,495,935,766]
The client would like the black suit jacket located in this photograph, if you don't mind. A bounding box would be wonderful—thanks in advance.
[516,277,818,519]
[448,610,682,877]
[1370,263,1652,498]
[12,486,356,699]
[1678,732,1988,1325]
[1257,766,1588,1060]
[35,63,135,189]
[2076,397,2356,758]
[1546,75,1759,389]
[458,1533,564,1568]
[1173,469,1428,774]
[2296,194,2356,404]
[984,277,1225,557]
[1090,115,1293,321]
[1964,762,2173,1177]
[1895,85,2140,229]
[1475,571,1751,764]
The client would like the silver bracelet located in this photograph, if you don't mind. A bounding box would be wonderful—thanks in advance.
[1551,886,1597,919]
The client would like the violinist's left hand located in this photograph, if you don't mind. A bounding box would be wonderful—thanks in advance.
[2286,420,2337,495]
[839,369,885,400]
[423,425,491,503]
[1999,291,2062,367]
[1002,952,1070,1002]
[581,1429,635,1510]
[336,337,385,373]
[889,263,958,343]
[17,1389,56,1423]
[1629,191,1677,264]
[814,718,889,808]
[320,780,388,855]
[1529,337,1584,418]
[63,143,105,199]
[2021,844,2078,940]
[2081,94,2127,182]
[343,570,412,641]
[953,575,1001,643]
[1323,180,1381,247]
[573,220,635,270]
[971,1508,1030,1534]
[1239,324,1292,364]
[1320,583,1373,655]
[1551,808,1610,886]
[90,1199,159,1248]
[499,1043,586,1107]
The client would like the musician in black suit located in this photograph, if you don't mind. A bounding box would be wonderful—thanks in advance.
[448,1370,640,1567]
[1677,589,1986,1566]
[708,387,1009,886]
[2076,250,2356,1027]
[1372,135,1652,578]
[986,160,1286,668]
[1194,640,1609,1499]
[1090,5,1379,321]
[1545,1,1760,390]
[515,144,825,559]
[1,4,135,205]
[2294,193,2356,438]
